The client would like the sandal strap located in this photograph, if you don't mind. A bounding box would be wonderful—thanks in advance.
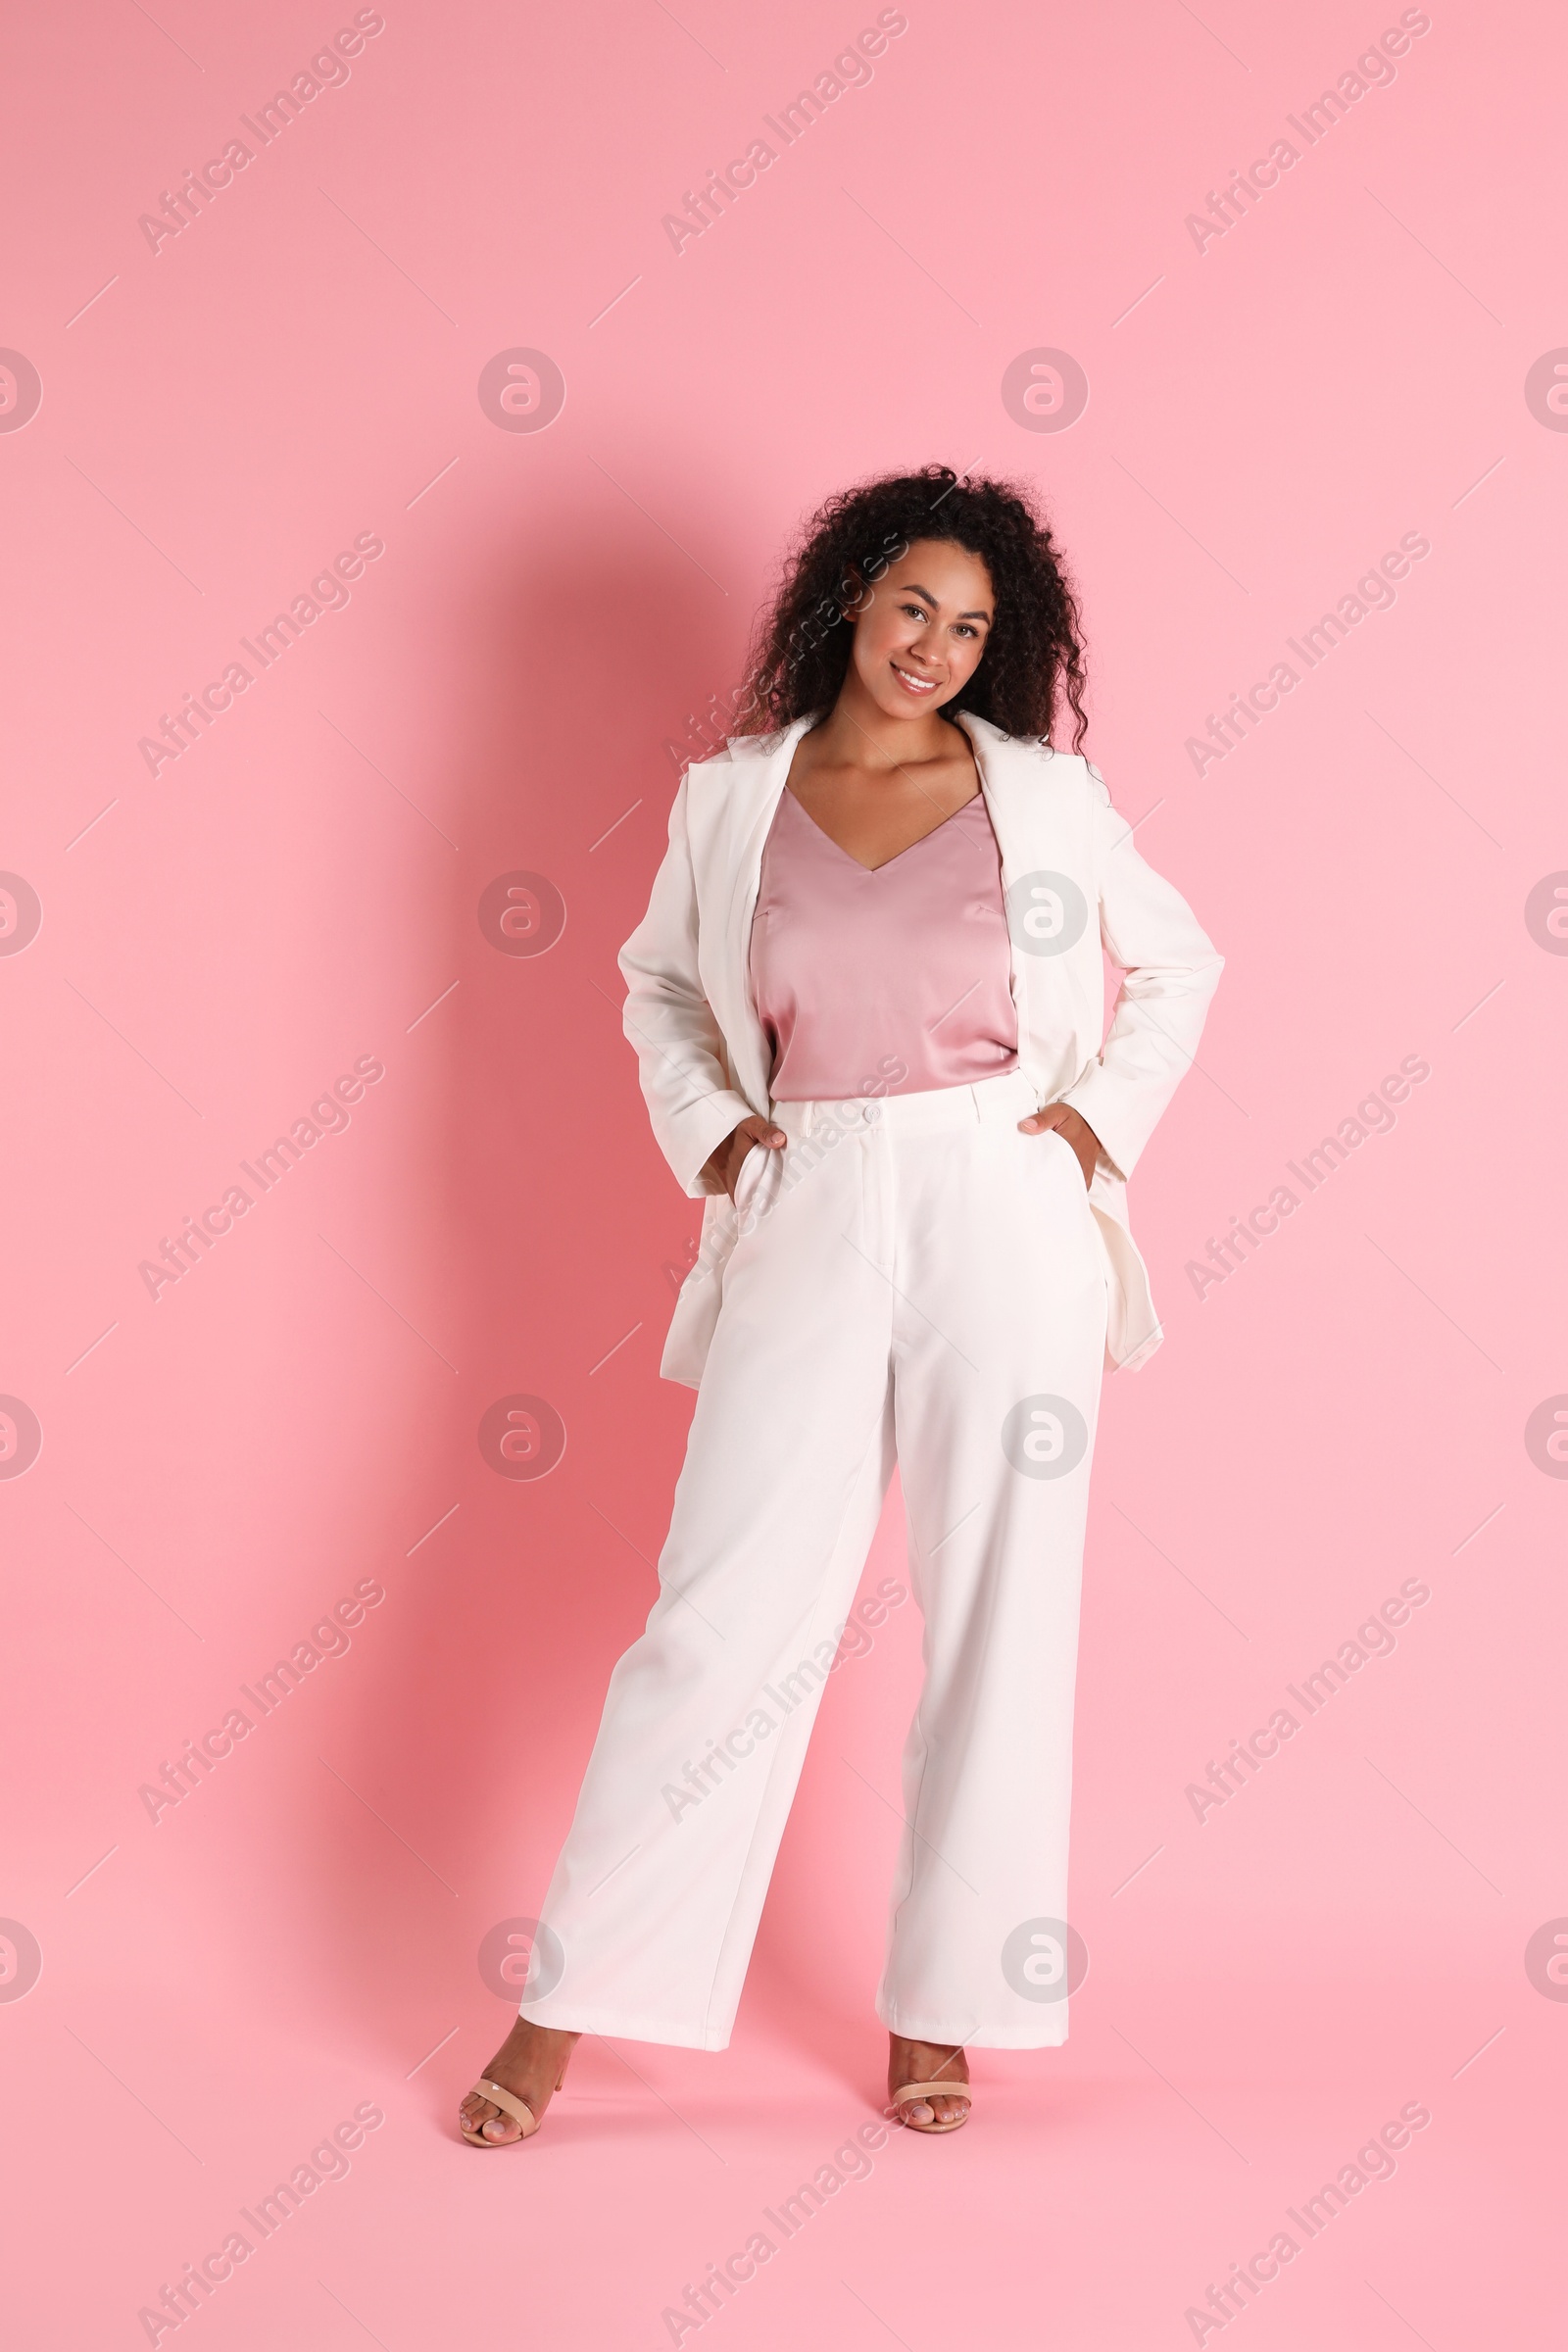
[893,2080,972,2105]
[472,2078,540,2135]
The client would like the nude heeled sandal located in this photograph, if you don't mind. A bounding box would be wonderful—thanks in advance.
[459,2064,565,2148]
[891,2080,972,2134]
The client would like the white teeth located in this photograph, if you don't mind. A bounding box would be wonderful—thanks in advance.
[893,663,936,693]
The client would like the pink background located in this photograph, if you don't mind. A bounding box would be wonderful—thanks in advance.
[2,0,1564,2343]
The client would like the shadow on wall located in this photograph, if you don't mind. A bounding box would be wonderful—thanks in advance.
[302,513,746,2055]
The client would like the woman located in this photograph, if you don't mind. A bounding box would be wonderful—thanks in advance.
[461,466,1222,2145]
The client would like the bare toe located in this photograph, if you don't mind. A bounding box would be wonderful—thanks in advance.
[459,2024,578,2145]
[888,2036,969,2130]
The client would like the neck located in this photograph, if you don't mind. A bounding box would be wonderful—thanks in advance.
[808,674,966,773]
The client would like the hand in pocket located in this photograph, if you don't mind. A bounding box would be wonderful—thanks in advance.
[700,1114,787,1201]
[1017,1102,1101,1189]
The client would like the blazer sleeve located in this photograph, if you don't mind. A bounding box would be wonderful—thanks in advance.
[1059,769,1223,1180]
[618,775,757,1199]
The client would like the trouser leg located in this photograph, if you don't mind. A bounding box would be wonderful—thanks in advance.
[519,1114,895,2049]
[877,1111,1108,2048]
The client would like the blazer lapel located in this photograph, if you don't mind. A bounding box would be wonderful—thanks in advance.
[959,712,1100,1089]
[705,714,815,1112]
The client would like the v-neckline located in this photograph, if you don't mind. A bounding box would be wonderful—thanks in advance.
[781,783,985,875]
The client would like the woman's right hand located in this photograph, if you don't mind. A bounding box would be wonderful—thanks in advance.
[701,1114,787,1200]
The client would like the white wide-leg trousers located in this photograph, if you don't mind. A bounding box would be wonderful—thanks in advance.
[519,1066,1109,2049]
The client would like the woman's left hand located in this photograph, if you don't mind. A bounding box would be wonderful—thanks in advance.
[1018,1102,1102,1190]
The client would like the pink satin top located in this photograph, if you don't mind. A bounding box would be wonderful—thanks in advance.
[748,788,1020,1102]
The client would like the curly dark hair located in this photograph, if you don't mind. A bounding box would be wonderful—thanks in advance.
[736,465,1089,750]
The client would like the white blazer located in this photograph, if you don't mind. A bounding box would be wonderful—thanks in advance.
[619,710,1223,1387]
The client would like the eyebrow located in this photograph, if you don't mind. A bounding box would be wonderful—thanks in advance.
[899,581,993,621]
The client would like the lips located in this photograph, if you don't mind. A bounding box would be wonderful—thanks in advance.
[891,661,938,695]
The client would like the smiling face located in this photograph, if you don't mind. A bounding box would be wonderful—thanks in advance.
[845,538,996,720]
